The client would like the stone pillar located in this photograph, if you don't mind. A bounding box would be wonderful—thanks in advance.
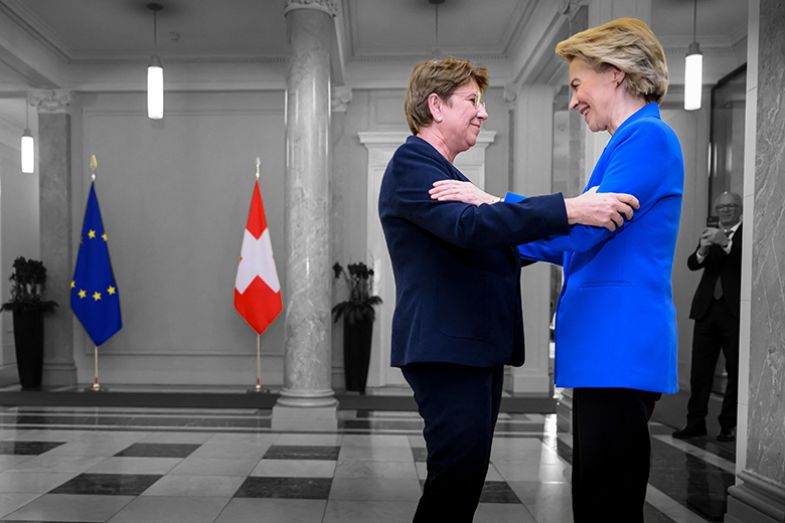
[272,0,338,431]
[508,84,557,396]
[330,85,351,390]
[726,1,785,521]
[32,89,77,388]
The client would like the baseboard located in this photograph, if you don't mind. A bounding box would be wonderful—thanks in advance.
[725,471,785,522]
[0,390,555,413]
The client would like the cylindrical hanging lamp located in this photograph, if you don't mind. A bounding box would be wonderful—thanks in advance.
[684,0,702,111]
[147,55,164,119]
[147,3,164,120]
[21,99,34,174]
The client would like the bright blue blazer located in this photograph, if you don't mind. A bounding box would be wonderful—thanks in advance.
[379,136,570,369]
[508,103,684,393]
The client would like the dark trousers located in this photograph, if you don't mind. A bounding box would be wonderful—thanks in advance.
[572,387,660,523]
[402,363,504,523]
[687,298,739,431]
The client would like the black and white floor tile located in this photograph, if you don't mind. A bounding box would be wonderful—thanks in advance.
[0,405,733,522]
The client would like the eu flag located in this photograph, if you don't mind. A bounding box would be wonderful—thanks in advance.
[70,182,122,346]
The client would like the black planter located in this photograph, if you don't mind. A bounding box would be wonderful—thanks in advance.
[343,317,373,394]
[12,309,44,390]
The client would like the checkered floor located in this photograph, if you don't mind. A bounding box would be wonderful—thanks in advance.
[0,406,732,522]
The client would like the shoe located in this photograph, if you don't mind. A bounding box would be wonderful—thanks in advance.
[717,428,736,442]
[672,425,707,439]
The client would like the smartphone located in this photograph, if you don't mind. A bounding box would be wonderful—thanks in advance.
[706,216,719,228]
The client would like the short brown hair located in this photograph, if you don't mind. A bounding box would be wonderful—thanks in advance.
[404,57,489,135]
[555,18,668,103]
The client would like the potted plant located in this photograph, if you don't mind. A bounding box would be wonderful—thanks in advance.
[1,257,57,390]
[332,261,382,394]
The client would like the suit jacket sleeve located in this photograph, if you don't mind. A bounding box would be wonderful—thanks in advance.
[387,143,570,249]
[511,121,678,255]
[687,245,705,270]
[503,191,564,266]
[688,237,741,271]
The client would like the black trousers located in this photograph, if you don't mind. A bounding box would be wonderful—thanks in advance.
[572,387,660,523]
[687,298,740,431]
[402,363,504,523]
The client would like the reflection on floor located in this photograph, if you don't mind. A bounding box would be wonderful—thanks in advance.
[0,406,734,522]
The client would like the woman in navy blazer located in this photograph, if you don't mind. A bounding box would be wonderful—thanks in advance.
[431,19,683,523]
[379,57,639,522]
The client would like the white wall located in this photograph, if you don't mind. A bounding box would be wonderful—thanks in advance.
[661,103,711,389]
[60,84,514,389]
[0,109,39,384]
[70,90,286,386]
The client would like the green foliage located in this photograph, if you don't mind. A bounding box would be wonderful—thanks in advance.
[1,257,57,313]
[331,262,382,325]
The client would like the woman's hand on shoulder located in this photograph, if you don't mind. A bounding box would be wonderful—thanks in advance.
[564,186,640,231]
[429,180,500,206]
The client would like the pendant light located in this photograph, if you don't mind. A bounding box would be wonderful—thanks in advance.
[21,99,34,174]
[684,0,702,111]
[147,2,164,120]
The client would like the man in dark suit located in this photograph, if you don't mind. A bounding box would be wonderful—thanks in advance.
[674,191,743,442]
[379,57,639,522]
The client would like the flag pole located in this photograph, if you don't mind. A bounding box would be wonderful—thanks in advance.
[254,334,263,392]
[87,154,105,392]
[248,157,267,394]
[90,346,105,391]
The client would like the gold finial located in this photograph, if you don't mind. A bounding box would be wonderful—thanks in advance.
[89,154,97,181]
[255,157,260,180]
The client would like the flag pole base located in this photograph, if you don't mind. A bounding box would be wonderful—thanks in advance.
[246,385,270,394]
[86,382,108,392]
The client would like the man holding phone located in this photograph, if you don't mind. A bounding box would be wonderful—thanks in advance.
[673,192,743,442]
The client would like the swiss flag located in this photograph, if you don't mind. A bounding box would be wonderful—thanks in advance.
[234,180,282,334]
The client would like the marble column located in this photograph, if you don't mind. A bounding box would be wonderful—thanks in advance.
[32,89,77,387]
[272,0,338,431]
[726,1,785,521]
[329,85,350,387]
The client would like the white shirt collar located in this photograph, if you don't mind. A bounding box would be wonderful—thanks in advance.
[725,220,741,235]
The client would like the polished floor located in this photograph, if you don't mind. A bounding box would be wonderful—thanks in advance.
[0,404,734,522]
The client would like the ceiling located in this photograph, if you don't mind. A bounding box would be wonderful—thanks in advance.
[345,0,533,59]
[2,0,748,60]
[2,0,287,61]
[0,0,748,91]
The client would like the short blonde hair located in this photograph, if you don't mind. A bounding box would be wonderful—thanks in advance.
[404,57,489,135]
[555,18,668,103]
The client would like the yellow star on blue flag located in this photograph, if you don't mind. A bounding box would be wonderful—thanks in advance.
[70,182,122,346]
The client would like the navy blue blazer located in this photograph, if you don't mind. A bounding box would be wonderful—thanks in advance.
[378,136,570,369]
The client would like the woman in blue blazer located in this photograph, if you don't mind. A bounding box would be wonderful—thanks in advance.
[430,19,683,523]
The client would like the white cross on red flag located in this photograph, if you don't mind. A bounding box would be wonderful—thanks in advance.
[234,180,282,334]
